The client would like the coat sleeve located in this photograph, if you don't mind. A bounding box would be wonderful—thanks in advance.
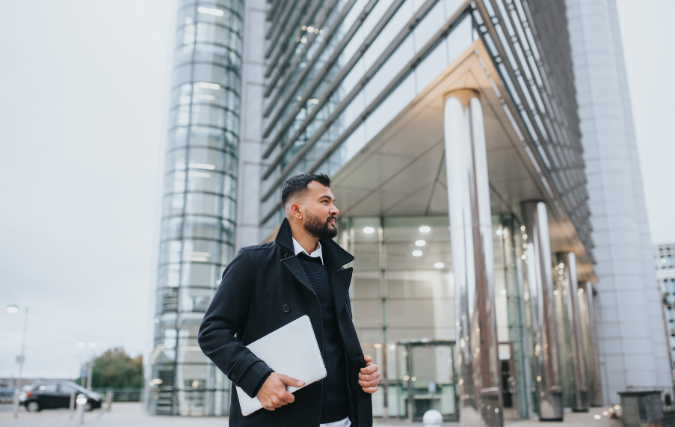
[198,248,273,398]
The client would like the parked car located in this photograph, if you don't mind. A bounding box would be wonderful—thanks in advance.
[0,387,15,402]
[22,382,102,412]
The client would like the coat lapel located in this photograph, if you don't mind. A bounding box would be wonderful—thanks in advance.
[322,237,355,315]
[274,217,355,304]
[280,256,316,297]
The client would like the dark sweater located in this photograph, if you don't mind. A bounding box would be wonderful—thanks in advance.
[297,252,349,424]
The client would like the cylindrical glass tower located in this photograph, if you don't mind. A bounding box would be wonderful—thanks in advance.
[147,0,243,416]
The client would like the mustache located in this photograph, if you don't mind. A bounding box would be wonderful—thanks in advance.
[326,216,337,223]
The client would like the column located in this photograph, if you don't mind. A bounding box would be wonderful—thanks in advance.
[499,214,530,419]
[559,253,588,411]
[521,201,563,421]
[444,90,503,427]
[580,282,604,406]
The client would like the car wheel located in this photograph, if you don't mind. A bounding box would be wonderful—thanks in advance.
[26,401,41,412]
[85,401,93,412]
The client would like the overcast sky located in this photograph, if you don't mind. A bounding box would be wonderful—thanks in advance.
[0,0,673,379]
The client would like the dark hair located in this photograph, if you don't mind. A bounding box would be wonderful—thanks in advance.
[281,173,331,207]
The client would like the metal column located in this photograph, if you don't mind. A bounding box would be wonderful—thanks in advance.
[521,201,563,420]
[559,253,588,411]
[581,282,603,407]
[444,90,503,427]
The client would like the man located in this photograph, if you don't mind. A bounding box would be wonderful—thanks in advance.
[198,173,379,427]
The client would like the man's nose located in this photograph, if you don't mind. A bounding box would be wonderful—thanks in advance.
[330,205,339,216]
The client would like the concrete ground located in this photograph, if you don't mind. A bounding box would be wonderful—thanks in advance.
[0,403,621,426]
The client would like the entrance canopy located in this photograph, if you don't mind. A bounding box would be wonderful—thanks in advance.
[330,41,595,280]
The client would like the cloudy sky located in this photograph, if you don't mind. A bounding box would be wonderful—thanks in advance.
[0,0,674,379]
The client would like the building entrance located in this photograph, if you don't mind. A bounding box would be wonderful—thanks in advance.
[397,340,458,422]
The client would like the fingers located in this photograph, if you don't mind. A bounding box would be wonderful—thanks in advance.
[360,363,378,375]
[362,386,378,394]
[359,371,381,382]
[278,374,305,387]
[260,373,302,411]
[359,361,380,391]
[263,391,294,410]
[359,368,380,387]
[280,390,295,404]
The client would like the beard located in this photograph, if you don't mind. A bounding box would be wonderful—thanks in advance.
[304,210,338,240]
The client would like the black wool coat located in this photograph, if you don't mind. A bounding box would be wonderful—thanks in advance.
[198,218,372,427]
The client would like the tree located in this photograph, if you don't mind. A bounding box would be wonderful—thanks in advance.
[82,347,143,389]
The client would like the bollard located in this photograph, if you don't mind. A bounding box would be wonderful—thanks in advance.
[69,391,76,419]
[106,390,113,412]
[12,389,20,419]
[76,393,87,424]
[423,409,443,427]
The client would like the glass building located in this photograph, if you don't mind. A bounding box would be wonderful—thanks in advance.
[655,244,675,382]
[147,0,673,422]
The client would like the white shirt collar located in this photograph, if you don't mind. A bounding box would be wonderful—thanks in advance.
[292,237,324,265]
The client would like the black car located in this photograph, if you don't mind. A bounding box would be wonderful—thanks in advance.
[22,382,102,412]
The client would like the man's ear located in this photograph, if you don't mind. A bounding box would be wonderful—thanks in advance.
[289,202,303,220]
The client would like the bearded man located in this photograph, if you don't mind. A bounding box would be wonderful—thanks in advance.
[198,173,379,427]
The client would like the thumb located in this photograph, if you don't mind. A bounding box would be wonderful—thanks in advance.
[279,375,304,387]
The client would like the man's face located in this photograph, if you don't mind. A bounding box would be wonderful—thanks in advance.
[302,181,339,239]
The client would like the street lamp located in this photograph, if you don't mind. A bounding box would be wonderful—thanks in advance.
[7,305,29,419]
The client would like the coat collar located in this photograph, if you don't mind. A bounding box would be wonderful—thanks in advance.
[275,218,354,271]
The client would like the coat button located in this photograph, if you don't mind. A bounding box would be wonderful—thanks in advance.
[282,304,290,313]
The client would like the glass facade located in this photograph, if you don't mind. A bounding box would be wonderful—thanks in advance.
[148,0,243,416]
[259,0,476,233]
[656,244,675,373]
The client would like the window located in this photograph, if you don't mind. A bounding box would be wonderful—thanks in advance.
[38,384,58,393]
[59,385,77,395]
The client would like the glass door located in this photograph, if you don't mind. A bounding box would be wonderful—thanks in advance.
[396,340,458,421]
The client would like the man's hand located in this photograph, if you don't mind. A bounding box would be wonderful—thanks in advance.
[256,373,304,411]
[358,355,380,394]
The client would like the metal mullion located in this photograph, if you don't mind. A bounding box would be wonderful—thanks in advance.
[265,0,313,72]
[264,0,322,80]
[162,214,236,226]
[485,0,576,211]
[474,5,559,208]
[166,144,237,157]
[168,103,240,119]
[261,0,432,172]
[265,0,338,96]
[263,0,360,117]
[265,0,300,56]
[261,0,378,150]
[163,190,237,201]
[162,213,236,222]
[266,0,284,22]
[172,56,239,67]
[266,0,290,39]
[516,5,583,156]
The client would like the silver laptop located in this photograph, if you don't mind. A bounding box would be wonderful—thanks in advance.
[235,315,327,416]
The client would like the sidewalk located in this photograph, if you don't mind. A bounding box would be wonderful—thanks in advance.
[0,403,621,427]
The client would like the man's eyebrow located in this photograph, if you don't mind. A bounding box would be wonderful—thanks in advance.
[319,194,335,201]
